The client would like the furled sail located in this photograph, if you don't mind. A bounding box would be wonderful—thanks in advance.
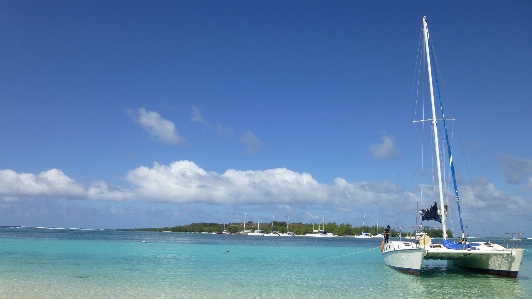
[419,202,442,223]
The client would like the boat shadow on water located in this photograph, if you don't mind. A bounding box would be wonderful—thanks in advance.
[403,262,530,299]
[381,268,528,299]
[420,262,497,277]
[418,257,531,280]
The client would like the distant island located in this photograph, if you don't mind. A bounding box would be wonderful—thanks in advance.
[120,221,453,238]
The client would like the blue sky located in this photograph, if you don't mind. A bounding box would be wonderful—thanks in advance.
[1,1,531,236]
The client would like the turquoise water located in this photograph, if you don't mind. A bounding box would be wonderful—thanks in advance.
[0,228,530,298]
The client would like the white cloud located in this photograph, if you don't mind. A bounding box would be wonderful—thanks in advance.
[191,106,209,126]
[450,176,532,234]
[0,169,85,198]
[240,130,263,154]
[216,124,234,136]
[0,161,394,208]
[370,134,399,160]
[124,161,326,204]
[499,154,532,184]
[190,106,261,152]
[129,107,185,145]
[190,106,235,137]
[86,180,130,201]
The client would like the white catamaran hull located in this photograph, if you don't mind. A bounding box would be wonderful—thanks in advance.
[425,247,525,278]
[382,241,525,277]
[381,241,424,275]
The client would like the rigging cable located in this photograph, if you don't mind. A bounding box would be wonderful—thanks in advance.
[428,39,464,236]
[394,27,425,230]
[412,28,427,229]
[430,41,487,238]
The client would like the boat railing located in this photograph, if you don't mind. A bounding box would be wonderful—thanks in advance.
[503,232,523,249]
[397,226,426,241]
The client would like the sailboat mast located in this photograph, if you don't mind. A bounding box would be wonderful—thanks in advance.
[423,16,447,239]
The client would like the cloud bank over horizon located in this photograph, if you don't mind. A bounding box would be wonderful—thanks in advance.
[0,159,529,221]
[0,160,396,208]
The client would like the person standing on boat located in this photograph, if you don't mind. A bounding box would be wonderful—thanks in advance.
[383,225,390,243]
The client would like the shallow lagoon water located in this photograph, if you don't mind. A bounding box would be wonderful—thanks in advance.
[0,228,530,298]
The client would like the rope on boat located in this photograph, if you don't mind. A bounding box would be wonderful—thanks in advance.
[324,246,380,260]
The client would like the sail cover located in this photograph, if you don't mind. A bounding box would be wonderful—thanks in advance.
[420,202,442,223]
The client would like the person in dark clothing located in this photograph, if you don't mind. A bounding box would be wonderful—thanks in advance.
[384,225,390,243]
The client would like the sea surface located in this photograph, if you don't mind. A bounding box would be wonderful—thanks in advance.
[0,227,530,299]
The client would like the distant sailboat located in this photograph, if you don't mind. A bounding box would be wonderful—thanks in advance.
[354,214,372,238]
[247,217,264,236]
[372,219,383,238]
[280,216,295,236]
[218,223,230,235]
[354,232,372,239]
[306,216,335,237]
[264,215,280,236]
[240,213,251,235]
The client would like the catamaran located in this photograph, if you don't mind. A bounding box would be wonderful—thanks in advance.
[381,16,525,277]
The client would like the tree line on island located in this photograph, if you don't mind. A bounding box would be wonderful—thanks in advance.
[125,221,453,238]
